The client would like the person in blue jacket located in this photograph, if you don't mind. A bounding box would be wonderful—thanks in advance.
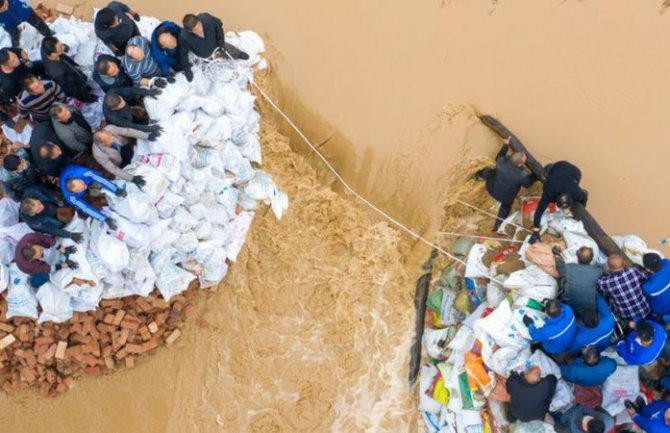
[617,320,667,366]
[642,253,670,317]
[59,164,126,229]
[570,295,615,354]
[560,345,617,387]
[0,0,52,48]
[151,21,184,76]
[625,398,670,433]
[524,300,577,355]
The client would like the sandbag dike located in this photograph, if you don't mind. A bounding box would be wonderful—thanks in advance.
[0,16,291,395]
[415,156,663,432]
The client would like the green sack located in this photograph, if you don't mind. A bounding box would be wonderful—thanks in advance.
[437,266,462,292]
[427,288,444,313]
[452,236,477,257]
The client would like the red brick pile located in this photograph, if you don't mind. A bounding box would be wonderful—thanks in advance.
[0,282,199,396]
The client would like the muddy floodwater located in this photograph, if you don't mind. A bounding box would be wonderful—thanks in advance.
[3,1,670,432]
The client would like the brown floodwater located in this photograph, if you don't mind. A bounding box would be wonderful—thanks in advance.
[3,1,670,432]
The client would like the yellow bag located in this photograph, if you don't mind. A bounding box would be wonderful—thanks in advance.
[431,377,450,406]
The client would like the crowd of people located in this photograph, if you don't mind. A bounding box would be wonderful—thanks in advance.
[474,140,670,433]
[0,1,248,287]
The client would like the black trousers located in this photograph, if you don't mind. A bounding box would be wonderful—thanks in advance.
[7,9,52,48]
[120,144,134,167]
[481,168,513,231]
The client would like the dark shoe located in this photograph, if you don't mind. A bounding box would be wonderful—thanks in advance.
[473,168,490,181]
[624,399,639,413]
[636,396,647,410]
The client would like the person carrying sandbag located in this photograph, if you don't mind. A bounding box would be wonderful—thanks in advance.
[529,161,588,244]
[474,136,536,231]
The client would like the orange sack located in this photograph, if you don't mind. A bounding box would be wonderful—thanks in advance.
[464,352,494,394]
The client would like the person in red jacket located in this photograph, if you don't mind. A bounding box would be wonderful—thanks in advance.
[15,232,78,287]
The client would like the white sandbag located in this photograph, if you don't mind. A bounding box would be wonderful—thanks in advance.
[224,211,254,262]
[487,346,532,377]
[602,365,640,416]
[109,213,151,249]
[563,231,599,265]
[36,282,73,324]
[549,216,586,235]
[6,264,38,320]
[0,198,19,226]
[126,164,169,204]
[424,328,453,361]
[486,281,506,309]
[136,153,181,183]
[124,260,155,297]
[70,283,104,312]
[110,183,158,224]
[240,171,289,219]
[550,380,573,412]
[155,190,185,218]
[464,244,490,279]
[620,235,649,266]
[150,247,176,275]
[148,219,180,251]
[418,364,444,414]
[2,122,33,145]
[0,263,9,294]
[511,420,556,433]
[155,264,195,300]
[144,72,192,121]
[503,264,558,301]
[0,222,33,265]
[527,350,562,378]
[170,207,199,233]
[174,232,199,254]
[91,222,130,273]
[200,248,228,287]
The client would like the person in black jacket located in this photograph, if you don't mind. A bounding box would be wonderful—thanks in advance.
[94,1,140,56]
[0,47,44,103]
[0,152,37,199]
[29,121,71,178]
[529,161,588,244]
[103,92,162,134]
[20,184,83,242]
[178,13,249,81]
[41,36,97,103]
[506,365,557,422]
[476,136,536,231]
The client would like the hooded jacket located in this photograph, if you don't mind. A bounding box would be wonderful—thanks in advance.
[94,1,140,56]
[0,0,32,30]
[642,259,670,316]
[528,303,577,354]
[60,164,118,221]
[122,36,161,84]
[617,320,667,366]
[560,356,617,387]
[569,295,615,354]
[151,21,183,75]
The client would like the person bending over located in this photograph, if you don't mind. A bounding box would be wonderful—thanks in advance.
[17,74,65,123]
[529,161,587,244]
[569,295,615,355]
[555,246,603,314]
[122,36,172,87]
[625,398,670,433]
[0,150,37,199]
[560,346,617,387]
[475,136,535,231]
[617,320,667,366]
[505,365,557,422]
[178,12,249,81]
[92,128,150,186]
[103,92,162,134]
[524,299,576,355]
[557,404,613,433]
[0,47,45,104]
[597,254,650,323]
[641,252,670,317]
[94,1,140,56]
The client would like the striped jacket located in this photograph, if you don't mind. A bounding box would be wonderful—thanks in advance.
[17,80,65,122]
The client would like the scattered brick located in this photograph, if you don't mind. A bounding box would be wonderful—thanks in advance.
[165,330,181,347]
[55,341,67,360]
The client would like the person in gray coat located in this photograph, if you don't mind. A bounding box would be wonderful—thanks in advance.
[91,125,154,186]
[556,404,613,433]
[49,103,92,154]
[554,246,603,314]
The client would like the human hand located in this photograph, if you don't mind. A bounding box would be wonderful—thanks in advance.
[64,245,77,255]
[522,315,534,327]
[132,175,146,189]
[70,232,84,244]
[148,130,161,141]
[153,78,167,89]
[65,259,79,270]
[105,217,118,230]
[528,230,541,245]
[115,189,127,198]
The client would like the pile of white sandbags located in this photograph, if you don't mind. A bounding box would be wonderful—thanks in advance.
[0,16,287,324]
